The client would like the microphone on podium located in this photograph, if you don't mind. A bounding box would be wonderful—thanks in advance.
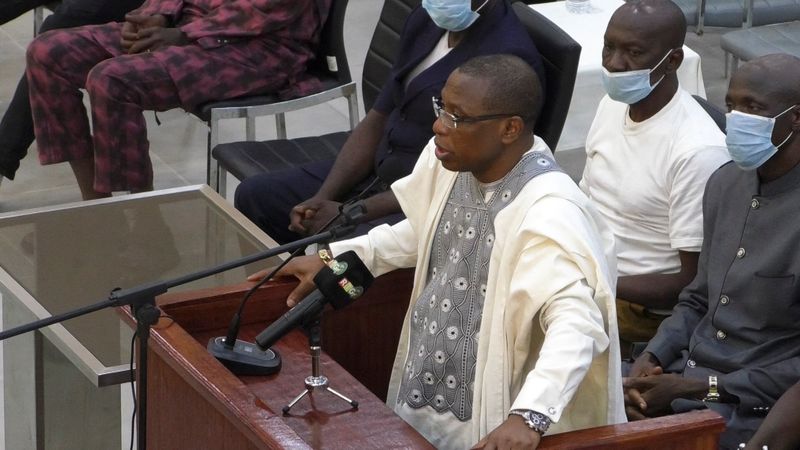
[255,250,374,350]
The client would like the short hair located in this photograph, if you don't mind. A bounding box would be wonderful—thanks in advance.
[615,0,687,50]
[738,54,800,107]
[455,54,544,129]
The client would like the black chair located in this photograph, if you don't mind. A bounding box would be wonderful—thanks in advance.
[193,0,359,194]
[692,95,726,133]
[212,0,416,190]
[511,2,580,150]
[213,0,581,190]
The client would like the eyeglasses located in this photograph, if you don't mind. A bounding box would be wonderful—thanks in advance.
[432,96,520,129]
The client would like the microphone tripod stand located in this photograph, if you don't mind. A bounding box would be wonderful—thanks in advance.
[282,313,358,415]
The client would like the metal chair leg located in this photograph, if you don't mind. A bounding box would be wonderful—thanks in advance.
[346,91,360,130]
[217,169,228,198]
[695,0,706,35]
[724,51,729,79]
[207,116,220,191]
[33,6,44,35]
[275,113,287,140]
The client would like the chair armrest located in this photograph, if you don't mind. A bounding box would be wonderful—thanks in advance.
[202,82,357,123]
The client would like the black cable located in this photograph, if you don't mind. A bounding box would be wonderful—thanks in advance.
[129,329,138,450]
[224,176,382,348]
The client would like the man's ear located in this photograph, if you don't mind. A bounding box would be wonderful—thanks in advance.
[665,48,684,74]
[500,116,525,145]
[791,105,800,131]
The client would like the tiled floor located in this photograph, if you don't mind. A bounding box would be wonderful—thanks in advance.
[0,2,735,449]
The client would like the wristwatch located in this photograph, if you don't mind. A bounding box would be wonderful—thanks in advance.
[508,409,551,435]
[704,375,720,402]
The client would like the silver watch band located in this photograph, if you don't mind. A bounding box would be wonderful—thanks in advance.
[509,409,551,435]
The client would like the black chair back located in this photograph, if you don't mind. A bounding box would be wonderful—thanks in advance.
[308,0,353,86]
[362,0,420,111]
[692,95,727,133]
[512,2,581,150]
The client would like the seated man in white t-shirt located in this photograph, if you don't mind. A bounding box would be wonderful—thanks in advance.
[579,0,730,357]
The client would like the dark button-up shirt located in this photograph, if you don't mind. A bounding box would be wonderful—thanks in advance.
[646,160,800,446]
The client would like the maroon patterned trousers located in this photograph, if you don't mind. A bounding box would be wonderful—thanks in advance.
[27,23,286,193]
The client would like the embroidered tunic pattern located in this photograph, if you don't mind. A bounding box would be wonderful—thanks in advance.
[398,151,561,420]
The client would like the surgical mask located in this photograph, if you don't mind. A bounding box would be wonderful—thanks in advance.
[725,105,797,171]
[601,49,674,104]
[423,0,489,32]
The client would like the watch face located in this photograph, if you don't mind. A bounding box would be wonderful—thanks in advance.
[526,412,550,433]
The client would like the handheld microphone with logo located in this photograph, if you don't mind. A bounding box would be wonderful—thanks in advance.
[255,250,374,350]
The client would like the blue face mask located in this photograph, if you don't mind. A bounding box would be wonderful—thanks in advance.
[601,49,674,104]
[423,0,489,32]
[725,105,797,171]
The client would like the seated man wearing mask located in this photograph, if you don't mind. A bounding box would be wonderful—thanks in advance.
[624,53,800,448]
[578,0,729,355]
[234,0,543,244]
[268,54,623,449]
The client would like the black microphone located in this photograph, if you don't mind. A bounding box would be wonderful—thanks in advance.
[255,250,373,350]
[207,200,370,376]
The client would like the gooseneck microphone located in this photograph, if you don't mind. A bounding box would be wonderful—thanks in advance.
[207,194,372,375]
[255,250,374,350]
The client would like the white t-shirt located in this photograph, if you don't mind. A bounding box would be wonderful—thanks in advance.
[404,32,453,89]
[580,88,730,277]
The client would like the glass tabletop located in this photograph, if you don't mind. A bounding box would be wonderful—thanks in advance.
[0,185,279,384]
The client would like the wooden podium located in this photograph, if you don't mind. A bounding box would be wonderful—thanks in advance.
[120,269,725,449]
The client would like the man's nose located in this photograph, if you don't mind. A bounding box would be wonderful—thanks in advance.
[432,114,448,135]
[603,51,627,73]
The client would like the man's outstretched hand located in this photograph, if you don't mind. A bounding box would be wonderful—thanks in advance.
[247,255,325,307]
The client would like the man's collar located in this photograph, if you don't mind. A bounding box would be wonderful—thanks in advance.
[759,157,800,197]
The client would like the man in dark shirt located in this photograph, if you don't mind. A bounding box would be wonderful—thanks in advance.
[624,53,800,448]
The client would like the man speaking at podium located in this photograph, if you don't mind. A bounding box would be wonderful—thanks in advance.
[269,54,625,448]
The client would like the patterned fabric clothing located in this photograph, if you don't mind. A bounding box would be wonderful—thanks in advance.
[399,150,561,421]
[26,0,330,193]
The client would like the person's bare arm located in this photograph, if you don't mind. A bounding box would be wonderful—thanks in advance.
[617,250,699,310]
[744,382,800,450]
[317,109,388,201]
[289,109,389,235]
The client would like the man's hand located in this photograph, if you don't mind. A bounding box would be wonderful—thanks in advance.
[288,198,343,236]
[121,14,172,54]
[129,27,188,53]
[629,351,662,377]
[624,374,707,418]
[120,21,139,51]
[247,255,325,307]
[471,416,541,450]
[125,13,168,30]
[623,351,664,420]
